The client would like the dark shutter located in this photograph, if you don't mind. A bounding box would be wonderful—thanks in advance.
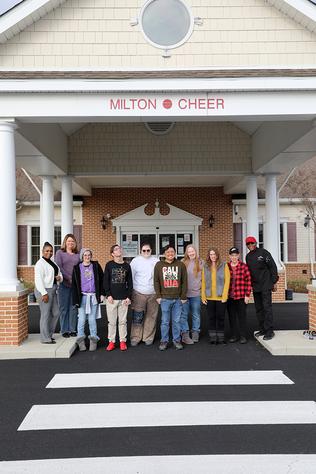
[233,223,243,260]
[18,225,28,265]
[73,225,82,251]
[287,222,297,262]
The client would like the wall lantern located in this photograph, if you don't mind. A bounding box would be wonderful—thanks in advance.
[100,213,112,230]
[304,215,311,228]
[208,214,215,228]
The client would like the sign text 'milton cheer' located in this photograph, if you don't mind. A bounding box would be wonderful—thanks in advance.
[107,95,225,112]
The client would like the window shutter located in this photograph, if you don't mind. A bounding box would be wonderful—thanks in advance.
[233,223,243,260]
[18,225,28,265]
[73,225,82,251]
[287,222,297,262]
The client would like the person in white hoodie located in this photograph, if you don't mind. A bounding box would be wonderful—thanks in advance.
[130,242,159,346]
[34,242,63,344]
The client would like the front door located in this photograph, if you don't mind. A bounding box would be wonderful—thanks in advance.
[121,230,194,260]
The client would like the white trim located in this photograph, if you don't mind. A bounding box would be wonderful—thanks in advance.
[139,0,194,51]
[1,77,316,93]
[0,0,67,43]
[267,0,316,33]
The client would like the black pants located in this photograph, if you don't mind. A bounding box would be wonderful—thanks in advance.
[227,298,247,339]
[207,300,227,342]
[253,290,273,335]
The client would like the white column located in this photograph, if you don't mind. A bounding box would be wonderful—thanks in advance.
[246,175,259,241]
[265,174,282,269]
[61,176,73,238]
[0,121,22,291]
[41,176,54,248]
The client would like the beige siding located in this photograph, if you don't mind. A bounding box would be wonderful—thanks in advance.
[1,0,316,68]
[68,122,251,174]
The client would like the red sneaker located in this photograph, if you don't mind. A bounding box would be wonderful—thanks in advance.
[106,341,115,351]
[120,341,127,351]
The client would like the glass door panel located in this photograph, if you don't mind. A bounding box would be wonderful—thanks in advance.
[140,234,157,255]
[176,233,193,257]
[159,233,175,257]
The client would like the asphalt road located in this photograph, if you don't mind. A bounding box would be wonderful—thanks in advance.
[1,302,315,464]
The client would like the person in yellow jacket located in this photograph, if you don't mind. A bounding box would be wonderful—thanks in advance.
[201,247,230,344]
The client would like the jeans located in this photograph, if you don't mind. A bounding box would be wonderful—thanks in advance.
[160,298,182,343]
[58,282,78,334]
[77,295,99,339]
[180,296,201,333]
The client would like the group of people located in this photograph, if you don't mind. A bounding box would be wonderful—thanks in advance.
[34,233,279,352]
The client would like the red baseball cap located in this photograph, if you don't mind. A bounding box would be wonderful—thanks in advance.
[245,236,257,244]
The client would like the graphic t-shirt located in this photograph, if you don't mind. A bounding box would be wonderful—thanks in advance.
[103,260,133,300]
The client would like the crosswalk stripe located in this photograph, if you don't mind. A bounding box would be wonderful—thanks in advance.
[18,400,316,431]
[2,454,316,473]
[46,370,293,388]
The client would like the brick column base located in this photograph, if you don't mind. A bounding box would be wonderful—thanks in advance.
[307,285,316,331]
[0,289,29,345]
[272,269,286,302]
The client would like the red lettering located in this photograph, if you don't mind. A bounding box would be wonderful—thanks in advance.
[178,98,187,109]
[109,99,120,110]
[216,98,224,109]
[207,98,216,109]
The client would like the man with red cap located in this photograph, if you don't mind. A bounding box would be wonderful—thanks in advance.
[245,236,279,340]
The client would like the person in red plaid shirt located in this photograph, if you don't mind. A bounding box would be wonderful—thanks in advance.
[227,247,252,344]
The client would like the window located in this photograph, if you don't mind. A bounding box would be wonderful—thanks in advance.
[258,223,264,249]
[31,227,40,265]
[54,226,62,256]
[139,0,193,50]
[280,223,285,262]
[30,226,62,265]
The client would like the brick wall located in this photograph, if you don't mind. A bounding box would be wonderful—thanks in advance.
[285,263,313,284]
[17,266,35,286]
[83,187,233,268]
[0,291,29,345]
[272,270,286,302]
[308,285,316,331]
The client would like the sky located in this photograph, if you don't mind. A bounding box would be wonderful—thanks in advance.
[0,0,24,16]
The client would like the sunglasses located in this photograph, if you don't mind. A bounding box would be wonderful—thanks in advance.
[142,249,151,253]
[246,242,256,245]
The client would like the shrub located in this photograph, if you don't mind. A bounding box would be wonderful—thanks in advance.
[287,279,308,294]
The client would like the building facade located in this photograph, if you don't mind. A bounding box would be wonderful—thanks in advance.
[1,0,316,343]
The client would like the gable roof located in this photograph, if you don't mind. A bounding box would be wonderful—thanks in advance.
[0,0,315,45]
[0,0,66,43]
[267,0,316,33]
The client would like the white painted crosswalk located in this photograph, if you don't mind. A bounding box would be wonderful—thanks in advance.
[2,454,316,474]
[46,370,293,388]
[6,369,316,472]
[18,400,316,431]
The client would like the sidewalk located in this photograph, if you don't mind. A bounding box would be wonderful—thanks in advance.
[0,295,310,359]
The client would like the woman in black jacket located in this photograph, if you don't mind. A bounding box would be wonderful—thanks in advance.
[72,248,104,351]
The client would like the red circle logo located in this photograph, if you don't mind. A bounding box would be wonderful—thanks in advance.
[163,99,173,109]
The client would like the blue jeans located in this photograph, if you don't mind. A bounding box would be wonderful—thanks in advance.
[180,296,201,333]
[160,298,182,343]
[58,283,78,334]
[77,295,99,339]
